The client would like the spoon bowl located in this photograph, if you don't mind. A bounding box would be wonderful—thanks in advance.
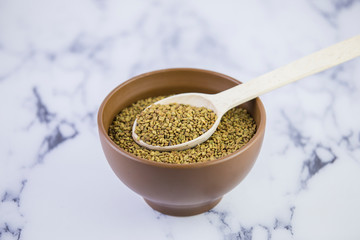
[132,93,224,151]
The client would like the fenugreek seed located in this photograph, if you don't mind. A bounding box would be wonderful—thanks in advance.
[135,103,217,147]
[108,95,257,164]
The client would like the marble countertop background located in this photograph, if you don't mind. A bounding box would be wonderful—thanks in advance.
[1,0,360,239]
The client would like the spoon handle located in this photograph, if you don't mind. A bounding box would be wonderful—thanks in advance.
[215,35,360,111]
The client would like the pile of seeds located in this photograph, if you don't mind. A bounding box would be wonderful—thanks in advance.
[134,103,217,146]
[108,96,257,164]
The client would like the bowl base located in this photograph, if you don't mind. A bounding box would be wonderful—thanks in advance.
[144,197,222,216]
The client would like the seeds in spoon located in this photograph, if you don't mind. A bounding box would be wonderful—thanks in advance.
[135,103,217,146]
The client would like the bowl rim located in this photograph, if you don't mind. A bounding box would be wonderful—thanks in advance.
[97,68,266,169]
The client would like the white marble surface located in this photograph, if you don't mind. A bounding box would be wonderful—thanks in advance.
[1,0,360,239]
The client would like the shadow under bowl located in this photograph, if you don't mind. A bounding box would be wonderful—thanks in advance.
[97,68,266,216]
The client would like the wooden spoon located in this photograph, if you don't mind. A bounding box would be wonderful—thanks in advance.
[132,35,360,151]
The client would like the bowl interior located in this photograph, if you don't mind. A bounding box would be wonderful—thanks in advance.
[99,68,265,164]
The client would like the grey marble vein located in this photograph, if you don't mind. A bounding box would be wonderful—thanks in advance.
[33,87,56,124]
[37,120,78,163]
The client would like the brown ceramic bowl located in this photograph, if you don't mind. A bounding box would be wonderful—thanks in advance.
[98,68,266,216]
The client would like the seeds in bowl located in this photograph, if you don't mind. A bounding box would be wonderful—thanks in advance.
[108,96,257,164]
[134,103,217,146]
